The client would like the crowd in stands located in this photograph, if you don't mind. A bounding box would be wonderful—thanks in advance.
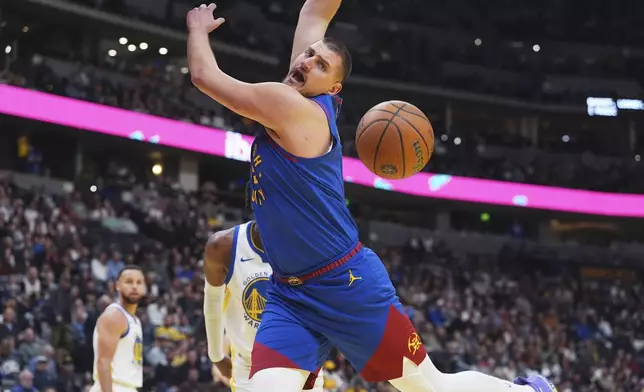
[0,166,643,392]
[0,175,224,392]
[1,4,644,390]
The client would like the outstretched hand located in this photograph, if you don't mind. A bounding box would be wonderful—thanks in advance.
[187,3,226,34]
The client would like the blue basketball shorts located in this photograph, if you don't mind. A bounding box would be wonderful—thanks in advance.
[249,245,426,382]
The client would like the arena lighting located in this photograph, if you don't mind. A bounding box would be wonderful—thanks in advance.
[180,67,189,74]
[119,37,128,45]
[587,97,644,117]
[474,38,482,46]
[128,44,136,52]
[562,135,570,143]
[453,137,462,145]
[108,49,117,57]
[4,45,10,54]
[22,26,29,33]
[139,42,148,50]
[152,164,163,175]
[532,44,540,52]
[616,99,644,110]
[3,85,644,217]
[159,47,168,55]
[90,185,97,193]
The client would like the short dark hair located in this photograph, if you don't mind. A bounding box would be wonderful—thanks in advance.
[322,37,352,84]
[117,265,144,280]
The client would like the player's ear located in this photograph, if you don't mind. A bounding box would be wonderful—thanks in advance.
[328,82,342,96]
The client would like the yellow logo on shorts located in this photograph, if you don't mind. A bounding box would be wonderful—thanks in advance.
[348,270,362,286]
[242,277,269,323]
[408,333,422,355]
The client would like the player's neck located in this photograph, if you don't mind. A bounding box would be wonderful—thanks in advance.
[119,301,138,316]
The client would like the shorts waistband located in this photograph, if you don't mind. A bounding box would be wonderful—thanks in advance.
[275,242,363,286]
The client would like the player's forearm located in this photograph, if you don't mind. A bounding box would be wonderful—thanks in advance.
[290,0,342,65]
[97,359,113,392]
[187,30,220,82]
[300,0,342,21]
[204,283,226,362]
[187,31,256,117]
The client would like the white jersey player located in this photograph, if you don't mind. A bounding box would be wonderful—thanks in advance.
[91,266,146,392]
[203,221,323,392]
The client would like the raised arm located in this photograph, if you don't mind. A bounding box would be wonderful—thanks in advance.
[290,0,342,66]
[95,308,128,392]
[187,4,315,133]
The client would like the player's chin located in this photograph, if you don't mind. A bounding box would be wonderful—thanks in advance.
[123,294,143,304]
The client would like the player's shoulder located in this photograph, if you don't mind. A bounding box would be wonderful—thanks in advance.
[207,226,236,246]
[206,223,252,264]
[98,305,128,331]
[267,83,328,119]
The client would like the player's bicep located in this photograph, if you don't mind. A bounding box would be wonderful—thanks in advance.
[192,72,302,131]
[96,310,127,364]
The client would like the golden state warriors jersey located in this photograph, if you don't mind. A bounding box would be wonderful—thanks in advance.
[223,221,271,364]
[93,303,143,388]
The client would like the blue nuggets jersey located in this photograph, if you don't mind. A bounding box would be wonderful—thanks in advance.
[248,94,359,276]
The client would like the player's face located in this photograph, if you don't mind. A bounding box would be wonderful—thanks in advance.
[284,40,343,97]
[116,269,147,305]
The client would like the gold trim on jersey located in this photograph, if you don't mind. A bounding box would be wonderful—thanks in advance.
[223,287,232,312]
[133,337,143,365]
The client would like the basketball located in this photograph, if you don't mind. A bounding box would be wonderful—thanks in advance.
[355,101,434,179]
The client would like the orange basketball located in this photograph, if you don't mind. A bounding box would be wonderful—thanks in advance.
[355,101,434,179]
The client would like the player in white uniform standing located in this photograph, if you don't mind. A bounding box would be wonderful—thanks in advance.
[203,221,323,391]
[91,266,146,392]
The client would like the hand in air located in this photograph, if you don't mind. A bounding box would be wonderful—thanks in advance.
[187,3,226,34]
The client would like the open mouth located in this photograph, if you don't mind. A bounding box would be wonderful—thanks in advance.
[289,68,306,85]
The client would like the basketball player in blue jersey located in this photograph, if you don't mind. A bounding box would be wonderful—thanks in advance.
[187,2,556,392]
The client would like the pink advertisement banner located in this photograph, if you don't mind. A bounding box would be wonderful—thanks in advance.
[1,84,643,217]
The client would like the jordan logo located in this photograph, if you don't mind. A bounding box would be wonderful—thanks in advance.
[348,270,362,286]
[408,333,422,355]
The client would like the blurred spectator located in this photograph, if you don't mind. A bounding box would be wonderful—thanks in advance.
[11,370,37,392]
[17,329,44,366]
